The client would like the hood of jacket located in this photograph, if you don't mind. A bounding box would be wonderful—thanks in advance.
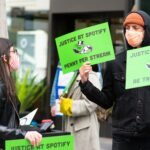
[123,10,150,50]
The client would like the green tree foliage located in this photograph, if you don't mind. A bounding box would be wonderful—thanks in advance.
[13,70,47,112]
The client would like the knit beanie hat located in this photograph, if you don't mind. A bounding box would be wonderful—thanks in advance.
[123,12,144,27]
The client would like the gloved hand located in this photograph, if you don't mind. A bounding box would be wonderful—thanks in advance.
[59,97,73,116]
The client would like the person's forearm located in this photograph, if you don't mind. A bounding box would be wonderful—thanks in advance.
[0,125,25,139]
[79,81,113,109]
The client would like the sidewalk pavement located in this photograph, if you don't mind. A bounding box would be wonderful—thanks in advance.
[100,137,112,150]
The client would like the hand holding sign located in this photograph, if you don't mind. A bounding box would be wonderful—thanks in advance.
[79,62,92,83]
[25,131,42,147]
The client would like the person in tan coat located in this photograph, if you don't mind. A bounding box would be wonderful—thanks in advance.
[59,70,101,150]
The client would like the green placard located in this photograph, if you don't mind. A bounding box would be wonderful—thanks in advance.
[126,46,150,89]
[5,134,74,150]
[55,22,115,74]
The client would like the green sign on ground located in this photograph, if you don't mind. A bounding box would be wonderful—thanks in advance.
[55,22,115,74]
[5,134,74,150]
[126,46,150,89]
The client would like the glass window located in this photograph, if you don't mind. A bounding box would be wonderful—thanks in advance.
[6,0,50,81]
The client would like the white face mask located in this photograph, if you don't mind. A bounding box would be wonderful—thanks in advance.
[125,30,144,48]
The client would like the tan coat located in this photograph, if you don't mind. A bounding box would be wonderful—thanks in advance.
[63,71,101,150]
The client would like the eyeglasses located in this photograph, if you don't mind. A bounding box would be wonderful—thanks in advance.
[9,49,18,54]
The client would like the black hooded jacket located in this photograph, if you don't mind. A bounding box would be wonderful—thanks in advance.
[80,10,150,138]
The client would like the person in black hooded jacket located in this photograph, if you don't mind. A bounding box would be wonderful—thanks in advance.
[79,10,150,150]
[0,38,42,149]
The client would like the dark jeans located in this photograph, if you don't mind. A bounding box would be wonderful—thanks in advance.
[112,136,150,150]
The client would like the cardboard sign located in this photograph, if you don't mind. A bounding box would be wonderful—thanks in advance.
[5,134,74,150]
[126,46,150,89]
[55,22,115,74]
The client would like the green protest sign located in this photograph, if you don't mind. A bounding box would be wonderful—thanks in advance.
[126,46,150,89]
[55,22,115,74]
[5,134,74,150]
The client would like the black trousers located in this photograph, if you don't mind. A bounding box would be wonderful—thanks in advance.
[112,136,150,150]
